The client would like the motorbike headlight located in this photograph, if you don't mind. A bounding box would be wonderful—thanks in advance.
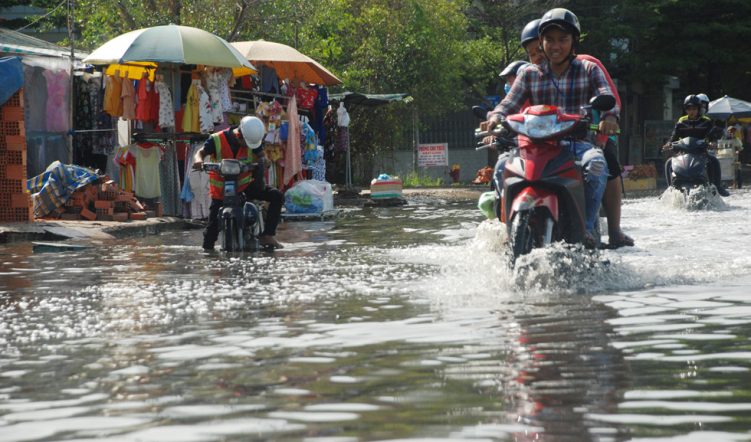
[522,114,576,139]
[220,159,242,175]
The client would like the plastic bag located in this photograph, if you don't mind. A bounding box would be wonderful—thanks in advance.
[477,191,497,220]
[284,180,334,214]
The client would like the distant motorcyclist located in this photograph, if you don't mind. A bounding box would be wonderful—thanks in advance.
[194,116,284,250]
[485,8,618,247]
[664,94,728,196]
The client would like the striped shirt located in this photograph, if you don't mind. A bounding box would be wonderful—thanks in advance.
[488,58,620,122]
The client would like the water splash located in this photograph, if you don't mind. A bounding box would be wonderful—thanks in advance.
[659,186,728,211]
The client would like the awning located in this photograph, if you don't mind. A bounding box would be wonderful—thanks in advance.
[0,27,87,60]
[329,92,412,107]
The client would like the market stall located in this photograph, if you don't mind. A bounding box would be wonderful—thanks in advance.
[228,40,343,217]
[82,24,255,218]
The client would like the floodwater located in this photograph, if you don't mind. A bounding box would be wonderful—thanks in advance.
[1,188,751,441]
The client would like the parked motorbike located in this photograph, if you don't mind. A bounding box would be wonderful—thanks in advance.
[475,95,615,264]
[201,159,264,252]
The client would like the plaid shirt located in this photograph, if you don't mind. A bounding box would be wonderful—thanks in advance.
[488,58,620,122]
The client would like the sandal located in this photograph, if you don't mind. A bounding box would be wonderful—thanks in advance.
[608,231,634,249]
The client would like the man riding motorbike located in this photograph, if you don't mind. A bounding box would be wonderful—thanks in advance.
[663,94,728,196]
[520,17,633,248]
[484,8,618,248]
[194,116,284,251]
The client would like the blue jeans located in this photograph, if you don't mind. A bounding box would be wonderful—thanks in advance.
[493,140,607,234]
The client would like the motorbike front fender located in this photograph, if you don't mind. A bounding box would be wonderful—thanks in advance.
[509,187,559,223]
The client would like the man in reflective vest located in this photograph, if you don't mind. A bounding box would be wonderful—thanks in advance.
[193,116,284,250]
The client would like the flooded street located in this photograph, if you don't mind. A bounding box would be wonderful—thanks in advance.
[1,189,751,441]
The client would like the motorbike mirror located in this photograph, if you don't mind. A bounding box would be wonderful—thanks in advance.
[472,105,489,120]
[590,95,616,112]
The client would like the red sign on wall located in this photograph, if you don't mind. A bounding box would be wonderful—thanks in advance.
[417,143,448,167]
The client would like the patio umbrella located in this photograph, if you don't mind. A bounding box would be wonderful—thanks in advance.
[231,40,341,86]
[83,24,255,71]
[706,95,751,120]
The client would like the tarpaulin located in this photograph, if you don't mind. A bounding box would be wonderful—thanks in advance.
[0,56,23,106]
[26,161,99,218]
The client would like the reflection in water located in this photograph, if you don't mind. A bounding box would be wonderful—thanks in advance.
[1,196,751,441]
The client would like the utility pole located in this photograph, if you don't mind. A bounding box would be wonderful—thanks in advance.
[67,0,75,164]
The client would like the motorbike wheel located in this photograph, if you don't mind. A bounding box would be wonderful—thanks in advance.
[510,210,535,265]
[222,218,236,252]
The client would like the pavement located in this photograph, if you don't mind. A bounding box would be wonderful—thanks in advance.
[0,217,199,245]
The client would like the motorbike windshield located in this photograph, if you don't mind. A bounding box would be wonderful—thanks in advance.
[507,113,576,139]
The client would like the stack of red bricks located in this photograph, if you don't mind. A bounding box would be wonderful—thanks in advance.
[52,179,155,222]
[0,89,32,223]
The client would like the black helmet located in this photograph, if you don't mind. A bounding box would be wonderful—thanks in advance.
[499,60,529,78]
[538,8,581,39]
[520,19,540,48]
[684,94,701,109]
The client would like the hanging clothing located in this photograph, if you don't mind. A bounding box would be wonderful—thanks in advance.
[135,76,154,121]
[121,77,136,120]
[43,69,70,132]
[103,74,123,117]
[260,65,279,93]
[204,69,225,123]
[23,65,47,132]
[296,85,318,110]
[197,83,214,133]
[131,143,162,199]
[159,143,181,216]
[283,95,303,187]
[155,80,175,128]
[182,80,200,133]
[188,170,210,219]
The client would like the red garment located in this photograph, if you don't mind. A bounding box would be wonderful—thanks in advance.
[135,78,154,121]
[297,87,318,110]
[149,80,159,122]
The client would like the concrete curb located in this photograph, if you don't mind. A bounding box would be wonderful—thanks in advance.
[0,217,200,244]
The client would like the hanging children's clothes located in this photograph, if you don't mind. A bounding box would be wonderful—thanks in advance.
[113,145,136,193]
[296,83,318,110]
[130,143,162,199]
[155,80,175,128]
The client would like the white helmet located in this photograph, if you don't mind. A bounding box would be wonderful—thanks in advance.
[239,116,265,148]
[696,93,709,105]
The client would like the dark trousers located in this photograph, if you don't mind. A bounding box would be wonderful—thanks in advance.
[203,182,284,248]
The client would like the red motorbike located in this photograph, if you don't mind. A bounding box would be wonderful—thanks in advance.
[476,95,615,264]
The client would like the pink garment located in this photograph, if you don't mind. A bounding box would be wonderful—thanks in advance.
[43,69,70,132]
[577,54,621,146]
[283,95,303,187]
[121,78,136,120]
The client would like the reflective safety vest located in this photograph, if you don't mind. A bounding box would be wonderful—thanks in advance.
[208,130,255,200]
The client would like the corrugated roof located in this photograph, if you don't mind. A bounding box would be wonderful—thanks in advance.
[0,27,87,59]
